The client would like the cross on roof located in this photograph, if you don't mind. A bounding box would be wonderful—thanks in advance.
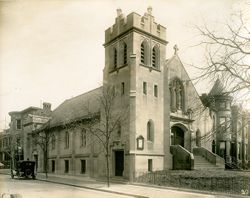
[173,44,179,55]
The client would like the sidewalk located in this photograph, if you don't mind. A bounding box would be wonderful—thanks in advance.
[0,169,247,198]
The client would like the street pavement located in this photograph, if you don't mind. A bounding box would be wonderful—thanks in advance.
[0,174,132,198]
[0,169,247,198]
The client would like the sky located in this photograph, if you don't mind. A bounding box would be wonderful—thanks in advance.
[0,0,248,131]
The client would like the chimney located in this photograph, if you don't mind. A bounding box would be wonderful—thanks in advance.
[43,102,51,113]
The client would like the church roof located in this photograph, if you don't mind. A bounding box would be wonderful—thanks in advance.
[49,87,102,127]
[209,79,225,96]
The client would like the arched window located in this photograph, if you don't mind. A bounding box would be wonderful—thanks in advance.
[152,46,159,68]
[123,43,127,65]
[141,40,149,65]
[114,48,117,68]
[81,129,87,148]
[65,131,69,149]
[141,43,145,64]
[147,120,154,141]
[169,79,185,112]
[51,134,56,150]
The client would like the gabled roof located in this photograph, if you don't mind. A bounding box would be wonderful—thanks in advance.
[209,79,225,96]
[9,107,41,116]
[165,53,202,103]
[50,87,102,127]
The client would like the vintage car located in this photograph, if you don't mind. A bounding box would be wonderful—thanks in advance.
[11,160,36,179]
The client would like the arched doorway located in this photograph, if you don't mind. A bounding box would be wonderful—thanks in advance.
[171,126,185,147]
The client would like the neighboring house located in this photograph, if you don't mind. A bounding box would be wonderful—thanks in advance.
[0,103,51,168]
[201,79,249,169]
[0,129,11,167]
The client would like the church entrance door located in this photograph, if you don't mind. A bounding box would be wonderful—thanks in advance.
[114,150,124,176]
[171,126,184,147]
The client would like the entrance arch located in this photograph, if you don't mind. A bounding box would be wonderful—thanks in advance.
[171,125,186,147]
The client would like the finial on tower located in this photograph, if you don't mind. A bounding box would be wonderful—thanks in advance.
[116,8,123,17]
[173,44,179,55]
[147,6,152,15]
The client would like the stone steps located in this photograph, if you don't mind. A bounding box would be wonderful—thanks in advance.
[194,155,223,170]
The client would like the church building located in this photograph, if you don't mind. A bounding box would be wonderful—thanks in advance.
[2,7,248,180]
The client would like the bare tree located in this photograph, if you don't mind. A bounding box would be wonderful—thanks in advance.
[193,11,250,102]
[0,133,23,177]
[32,120,54,179]
[84,85,127,187]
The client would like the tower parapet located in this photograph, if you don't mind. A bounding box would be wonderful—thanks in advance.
[104,7,167,46]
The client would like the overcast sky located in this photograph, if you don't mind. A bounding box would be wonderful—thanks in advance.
[0,0,247,131]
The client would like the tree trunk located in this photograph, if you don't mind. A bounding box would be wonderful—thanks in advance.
[44,149,48,179]
[106,146,110,187]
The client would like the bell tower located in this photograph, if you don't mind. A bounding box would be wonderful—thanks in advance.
[103,7,168,179]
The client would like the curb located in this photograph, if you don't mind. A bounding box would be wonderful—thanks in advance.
[38,178,148,198]
[1,172,248,198]
[0,172,147,198]
[131,182,249,198]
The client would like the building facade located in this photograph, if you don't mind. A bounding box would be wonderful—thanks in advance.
[1,8,249,179]
[0,103,51,169]
[27,8,217,179]
[201,79,249,169]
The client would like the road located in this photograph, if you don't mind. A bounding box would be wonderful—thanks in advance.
[0,175,133,198]
[0,174,243,198]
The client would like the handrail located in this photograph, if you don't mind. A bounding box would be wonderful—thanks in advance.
[170,145,194,170]
[193,147,224,166]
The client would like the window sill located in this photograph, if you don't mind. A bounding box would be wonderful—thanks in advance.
[109,64,128,73]
[139,64,161,72]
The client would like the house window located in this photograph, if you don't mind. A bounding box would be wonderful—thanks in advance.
[65,131,69,149]
[121,82,125,95]
[238,143,242,160]
[141,43,145,64]
[51,160,55,173]
[148,159,153,172]
[81,160,86,174]
[154,85,158,97]
[220,102,226,109]
[81,129,86,148]
[219,117,227,132]
[16,137,21,146]
[114,48,117,68]
[123,43,127,65]
[16,119,21,130]
[147,120,154,142]
[64,160,69,173]
[51,134,56,150]
[143,82,147,95]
